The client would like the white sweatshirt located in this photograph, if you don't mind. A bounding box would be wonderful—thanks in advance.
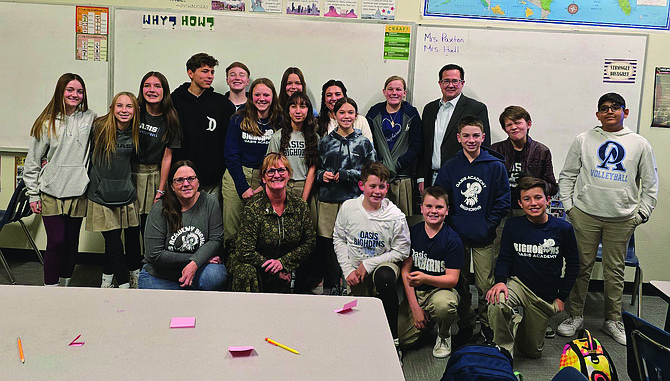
[24,109,97,202]
[559,126,658,220]
[333,195,410,278]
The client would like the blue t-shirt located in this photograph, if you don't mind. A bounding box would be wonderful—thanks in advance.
[495,215,579,303]
[410,221,464,292]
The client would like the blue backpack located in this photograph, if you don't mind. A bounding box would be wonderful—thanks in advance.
[441,344,518,381]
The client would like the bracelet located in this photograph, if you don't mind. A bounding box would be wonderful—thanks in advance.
[156,190,165,195]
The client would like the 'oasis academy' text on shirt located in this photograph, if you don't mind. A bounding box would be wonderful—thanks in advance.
[434,149,510,246]
[495,215,579,303]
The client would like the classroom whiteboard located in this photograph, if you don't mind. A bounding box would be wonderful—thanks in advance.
[412,26,647,174]
[113,9,412,117]
[0,1,109,151]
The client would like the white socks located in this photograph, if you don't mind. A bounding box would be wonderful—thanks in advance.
[101,273,114,288]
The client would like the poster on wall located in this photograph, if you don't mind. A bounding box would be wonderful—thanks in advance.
[286,0,321,15]
[362,0,395,19]
[15,156,25,188]
[383,25,410,60]
[212,0,246,11]
[652,67,670,128]
[324,0,358,17]
[75,6,109,61]
[141,13,215,31]
[250,0,282,13]
[153,0,209,10]
[76,34,108,61]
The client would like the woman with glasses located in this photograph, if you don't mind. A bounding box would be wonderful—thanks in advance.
[139,160,227,290]
[229,153,316,293]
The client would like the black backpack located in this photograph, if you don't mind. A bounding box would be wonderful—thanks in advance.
[441,344,518,381]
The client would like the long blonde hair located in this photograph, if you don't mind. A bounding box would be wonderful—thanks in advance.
[239,78,281,136]
[31,73,89,139]
[91,92,140,164]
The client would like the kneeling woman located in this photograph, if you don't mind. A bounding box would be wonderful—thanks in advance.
[139,160,228,290]
[230,152,316,293]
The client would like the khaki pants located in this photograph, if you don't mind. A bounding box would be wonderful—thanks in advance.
[200,182,222,207]
[388,177,413,217]
[458,242,496,328]
[398,287,459,346]
[287,179,318,231]
[567,207,637,321]
[488,277,557,359]
[222,167,260,245]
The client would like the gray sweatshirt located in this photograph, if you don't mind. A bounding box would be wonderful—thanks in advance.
[24,109,97,202]
[143,192,223,281]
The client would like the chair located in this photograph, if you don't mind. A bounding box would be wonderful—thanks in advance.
[0,180,44,284]
[596,234,642,316]
[551,367,589,381]
[623,311,670,381]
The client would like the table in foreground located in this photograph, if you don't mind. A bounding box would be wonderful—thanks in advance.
[1,285,404,380]
[650,280,670,332]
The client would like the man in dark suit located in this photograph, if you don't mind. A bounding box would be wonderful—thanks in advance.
[418,64,490,193]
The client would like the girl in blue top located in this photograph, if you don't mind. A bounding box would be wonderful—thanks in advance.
[223,78,281,248]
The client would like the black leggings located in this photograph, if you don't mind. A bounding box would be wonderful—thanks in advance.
[373,266,399,339]
[101,226,142,285]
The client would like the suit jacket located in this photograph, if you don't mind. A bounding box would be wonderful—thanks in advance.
[419,95,491,182]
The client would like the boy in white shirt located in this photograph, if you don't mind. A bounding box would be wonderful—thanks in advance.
[334,161,410,351]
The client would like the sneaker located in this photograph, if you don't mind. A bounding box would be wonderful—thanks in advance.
[330,285,348,296]
[545,325,556,338]
[557,316,584,337]
[433,335,452,358]
[480,325,494,344]
[602,320,626,345]
[129,270,139,289]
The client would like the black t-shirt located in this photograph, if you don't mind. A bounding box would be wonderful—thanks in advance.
[135,112,181,165]
[410,222,464,292]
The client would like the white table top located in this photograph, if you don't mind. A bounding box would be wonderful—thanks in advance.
[651,281,670,301]
[1,285,404,381]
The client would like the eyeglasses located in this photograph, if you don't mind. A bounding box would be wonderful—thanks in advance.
[440,79,464,86]
[173,176,198,185]
[265,168,288,176]
[598,104,623,113]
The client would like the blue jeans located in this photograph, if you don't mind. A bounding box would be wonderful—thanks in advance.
[138,263,229,291]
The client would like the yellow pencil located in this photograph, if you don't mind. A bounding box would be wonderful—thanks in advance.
[265,337,300,354]
[17,337,25,364]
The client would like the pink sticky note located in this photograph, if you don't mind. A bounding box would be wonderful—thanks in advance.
[229,346,255,357]
[69,335,85,346]
[334,299,358,313]
[170,317,196,328]
[228,346,254,352]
